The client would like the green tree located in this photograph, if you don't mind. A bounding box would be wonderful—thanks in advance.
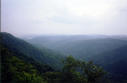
[1,46,47,83]
[62,56,106,83]
[62,56,87,83]
[81,61,106,83]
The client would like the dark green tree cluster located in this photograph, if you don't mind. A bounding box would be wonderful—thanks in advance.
[1,46,47,83]
[44,56,106,83]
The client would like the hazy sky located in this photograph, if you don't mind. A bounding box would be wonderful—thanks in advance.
[1,0,127,36]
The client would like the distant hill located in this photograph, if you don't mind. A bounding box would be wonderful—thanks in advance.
[25,35,127,60]
[25,35,127,82]
[0,32,65,70]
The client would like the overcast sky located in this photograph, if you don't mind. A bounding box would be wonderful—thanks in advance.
[1,0,127,36]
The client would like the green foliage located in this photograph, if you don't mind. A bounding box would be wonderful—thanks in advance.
[81,61,106,83]
[43,56,106,83]
[1,46,47,83]
[1,46,106,83]
[62,56,106,83]
[63,56,79,72]
[43,72,62,83]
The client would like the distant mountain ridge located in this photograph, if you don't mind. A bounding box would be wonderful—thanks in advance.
[25,35,127,82]
[25,35,127,60]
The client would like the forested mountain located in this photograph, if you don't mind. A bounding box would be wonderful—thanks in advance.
[0,32,64,70]
[1,44,108,83]
[1,32,109,83]
[25,35,127,82]
[1,32,127,83]
[1,44,53,83]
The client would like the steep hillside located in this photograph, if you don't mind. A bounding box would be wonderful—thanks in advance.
[0,32,64,70]
[1,44,109,83]
[1,44,53,83]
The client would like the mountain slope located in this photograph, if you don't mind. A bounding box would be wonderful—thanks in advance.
[26,35,127,82]
[0,32,64,70]
[93,45,127,82]
[1,44,109,83]
[1,44,52,83]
